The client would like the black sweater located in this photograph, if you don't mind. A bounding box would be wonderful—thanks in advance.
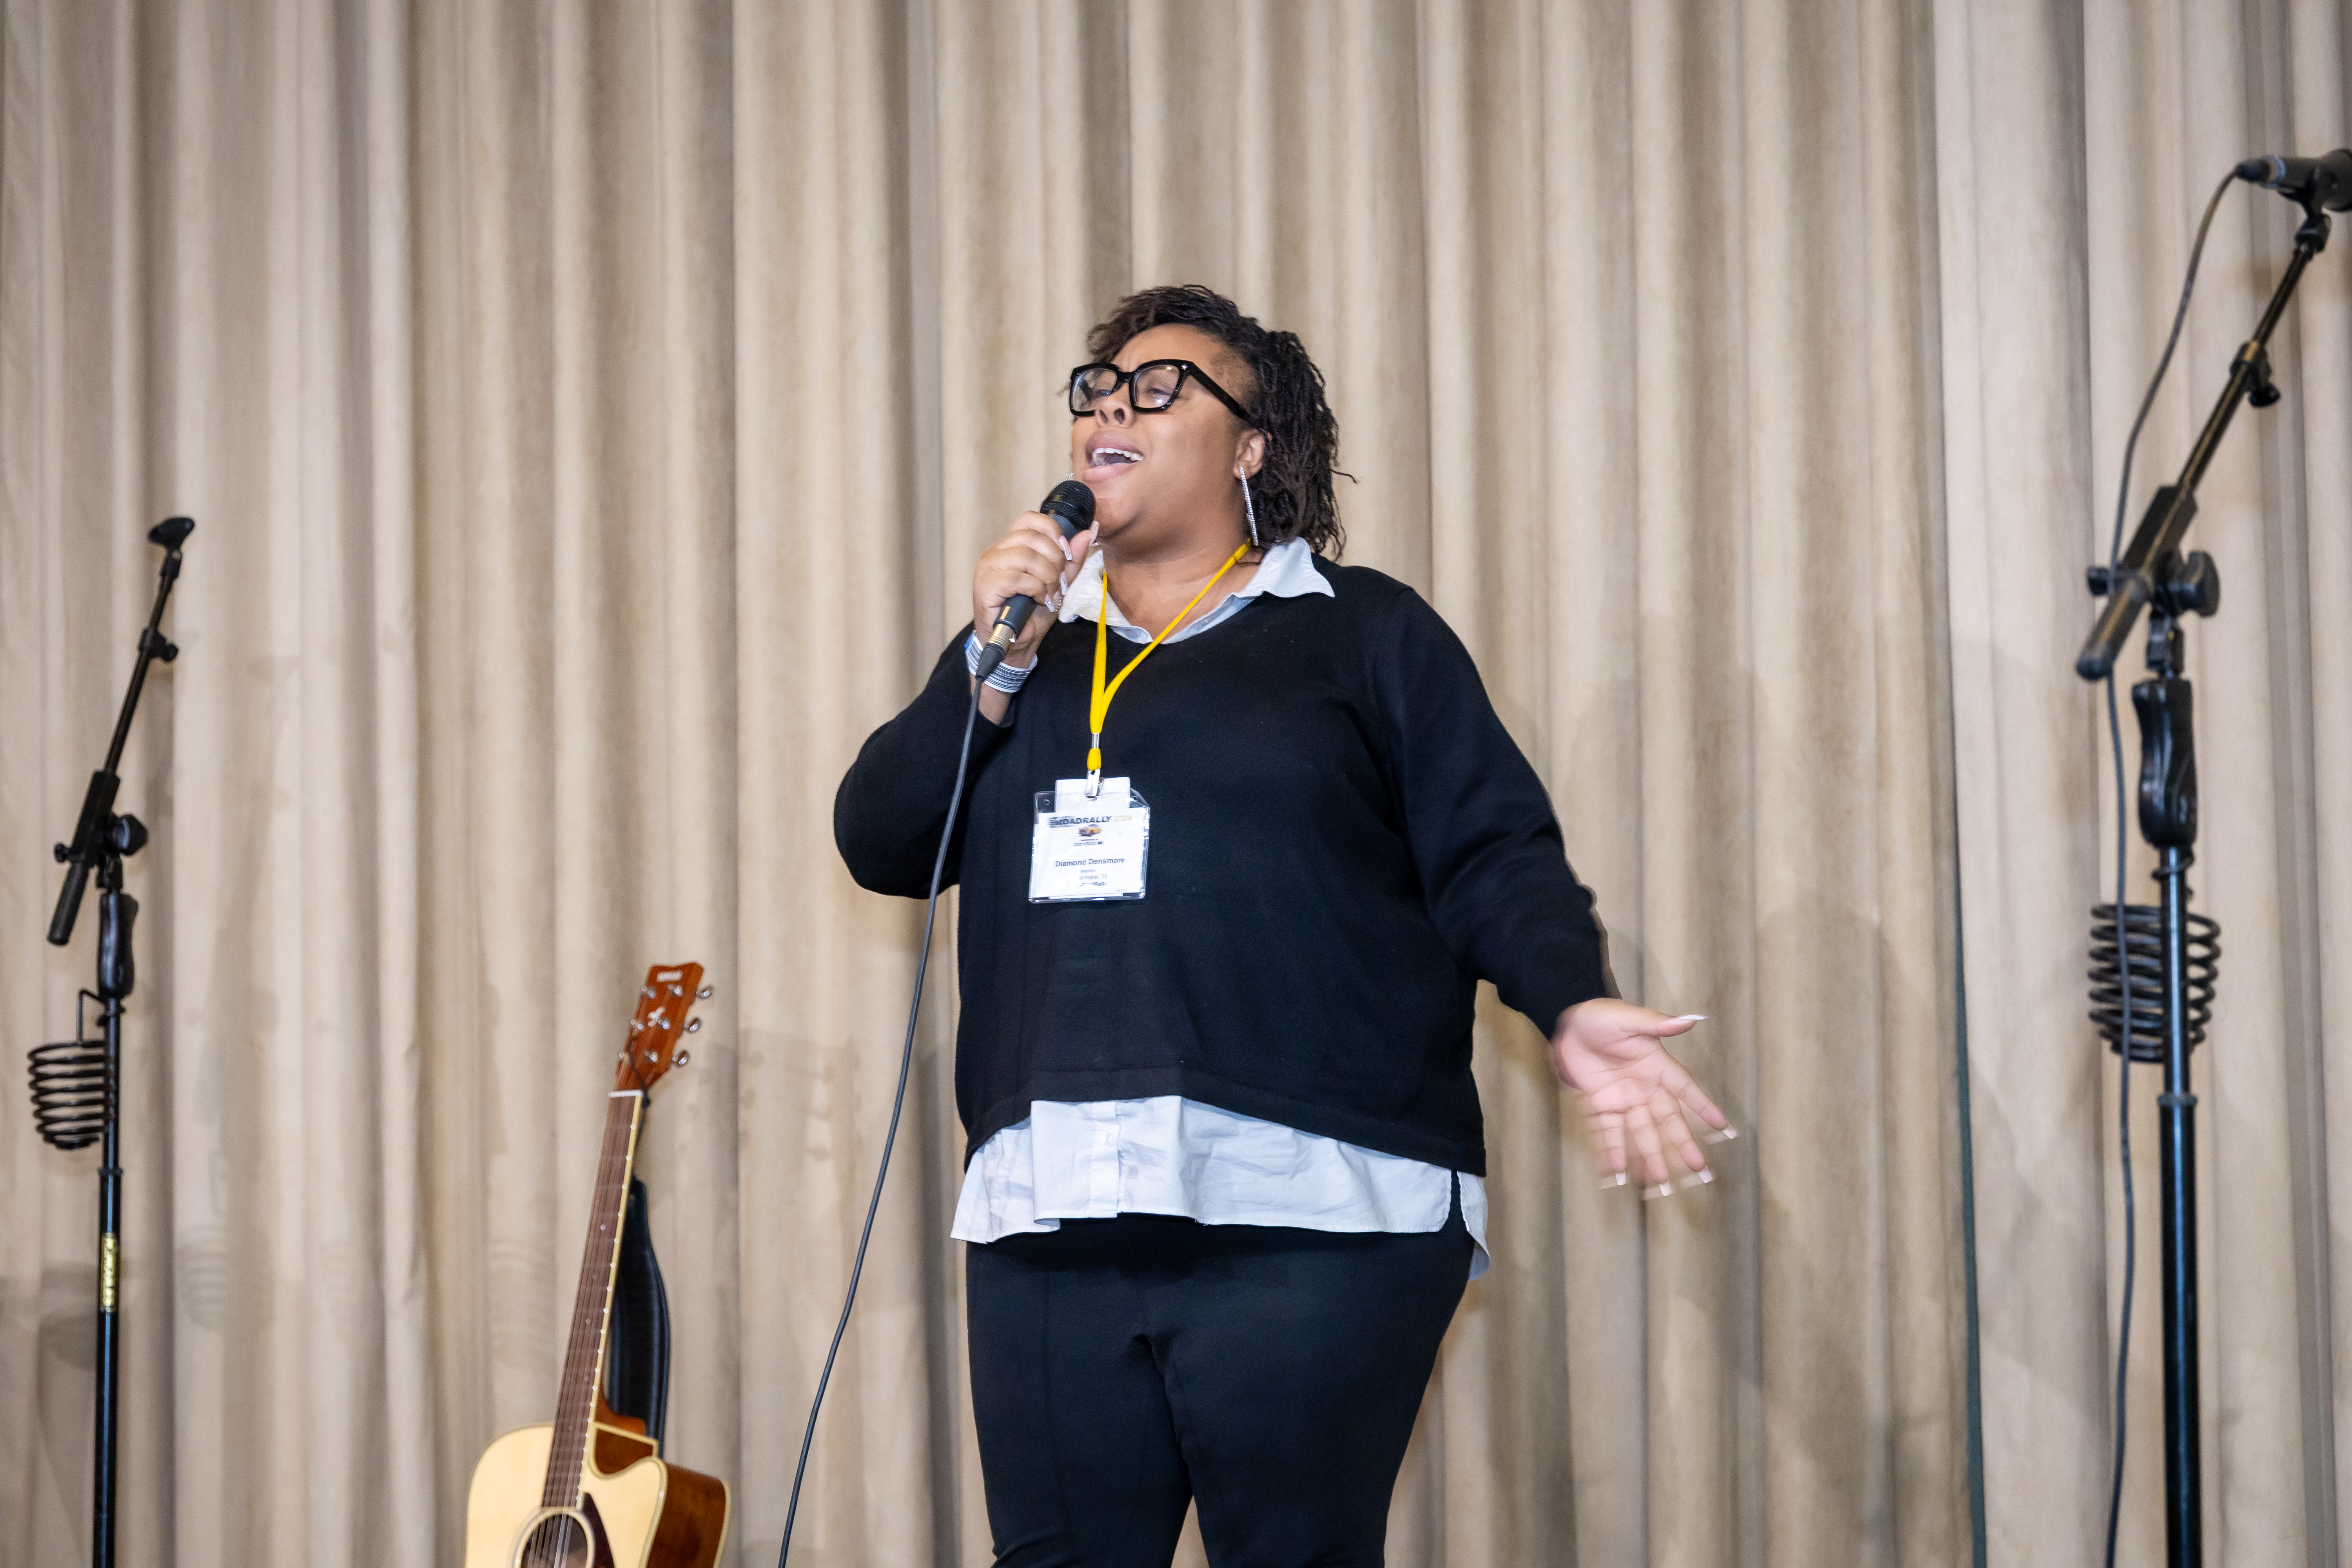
[833,559,1608,1175]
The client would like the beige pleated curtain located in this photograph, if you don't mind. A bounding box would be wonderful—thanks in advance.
[1,2,2347,1565]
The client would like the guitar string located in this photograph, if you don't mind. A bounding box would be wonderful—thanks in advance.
[546,1102,638,1512]
[546,1121,615,1506]
[549,1130,602,1505]
[573,1110,637,1530]
[532,1111,635,1568]
[563,1103,641,1562]
[566,1115,632,1477]
[563,1114,633,1494]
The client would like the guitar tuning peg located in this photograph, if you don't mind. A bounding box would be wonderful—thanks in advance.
[669,984,684,997]
[674,1048,691,1067]
[685,1018,702,1034]
[697,985,713,1000]
[641,986,655,1000]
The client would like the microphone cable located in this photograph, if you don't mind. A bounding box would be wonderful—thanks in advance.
[777,676,986,1568]
[2096,166,2233,1568]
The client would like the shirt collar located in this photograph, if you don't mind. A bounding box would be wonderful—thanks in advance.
[1056,535,1334,631]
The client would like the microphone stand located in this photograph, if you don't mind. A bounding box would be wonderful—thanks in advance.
[29,516,192,1568]
[2075,198,2331,1568]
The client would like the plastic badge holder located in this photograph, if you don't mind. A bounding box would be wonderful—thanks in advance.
[1029,782,1149,902]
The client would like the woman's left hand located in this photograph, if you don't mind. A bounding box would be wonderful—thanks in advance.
[1549,999,1733,1191]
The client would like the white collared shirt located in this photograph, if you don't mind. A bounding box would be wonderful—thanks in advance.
[1051,530,1335,639]
[951,537,1492,1278]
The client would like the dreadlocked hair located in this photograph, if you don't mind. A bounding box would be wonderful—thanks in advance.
[1085,284,1347,559]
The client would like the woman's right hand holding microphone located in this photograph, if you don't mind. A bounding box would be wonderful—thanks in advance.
[970,511,1096,719]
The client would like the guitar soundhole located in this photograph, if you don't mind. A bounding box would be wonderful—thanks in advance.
[521,1509,605,1568]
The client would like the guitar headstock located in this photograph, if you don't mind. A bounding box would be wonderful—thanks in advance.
[617,961,708,1093]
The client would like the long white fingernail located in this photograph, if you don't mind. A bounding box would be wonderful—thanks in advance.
[1598,1171,1628,1190]
[1690,1167,1715,1185]
[1642,1183,1675,1201]
[1675,1013,1707,1022]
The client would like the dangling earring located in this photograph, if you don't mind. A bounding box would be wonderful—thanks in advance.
[1240,468,1261,548]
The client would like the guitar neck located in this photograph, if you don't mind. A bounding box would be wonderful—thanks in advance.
[541,1089,646,1510]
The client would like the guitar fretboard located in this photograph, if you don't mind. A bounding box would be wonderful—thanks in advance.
[541,1090,644,1510]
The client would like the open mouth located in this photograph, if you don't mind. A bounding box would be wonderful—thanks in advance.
[1086,440,1142,470]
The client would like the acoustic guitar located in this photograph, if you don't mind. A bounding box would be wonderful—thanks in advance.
[463,962,730,1568]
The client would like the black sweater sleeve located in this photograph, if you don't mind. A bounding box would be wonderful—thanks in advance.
[833,628,1013,898]
[1372,588,1610,1035]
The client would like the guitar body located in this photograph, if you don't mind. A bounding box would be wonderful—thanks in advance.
[463,1416,728,1568]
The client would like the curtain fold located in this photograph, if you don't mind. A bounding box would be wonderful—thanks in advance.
[1931,1,2108,1560]
[0,4,2344,1566]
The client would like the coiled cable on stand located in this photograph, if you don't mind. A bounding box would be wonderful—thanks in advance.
[2087,903,2221,1062]
[28,992,112,1152]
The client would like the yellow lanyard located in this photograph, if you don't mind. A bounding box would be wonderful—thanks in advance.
[1087,543,1249,794]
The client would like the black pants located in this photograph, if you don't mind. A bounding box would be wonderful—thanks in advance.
[964,1192,1473,1567]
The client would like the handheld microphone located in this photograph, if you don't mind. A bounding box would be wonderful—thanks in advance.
[2235,149,2352,212]
[973,479,1094,683]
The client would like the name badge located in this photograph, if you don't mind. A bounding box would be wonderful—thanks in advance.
[1029,777,1149,902]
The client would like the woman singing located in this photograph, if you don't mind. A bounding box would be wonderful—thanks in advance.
[835,284,1727,1566]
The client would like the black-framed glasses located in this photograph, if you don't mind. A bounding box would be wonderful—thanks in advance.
[1068,359,1253,423]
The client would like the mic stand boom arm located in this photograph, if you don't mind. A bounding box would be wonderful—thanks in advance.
[49,516,192,946]
[2077,206,2323,681]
